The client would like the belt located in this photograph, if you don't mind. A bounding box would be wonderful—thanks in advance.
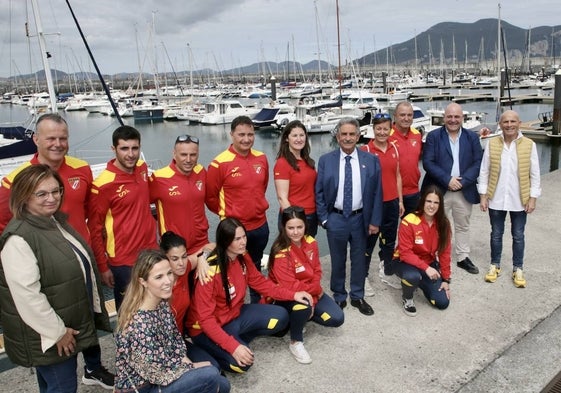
[332,208,363,216]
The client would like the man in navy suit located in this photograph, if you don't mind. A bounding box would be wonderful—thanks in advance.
[315,118,383,316]
[422,103,483,275]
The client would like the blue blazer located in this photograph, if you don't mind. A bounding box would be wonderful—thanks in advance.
[315,148,383,231]
[421,126,483,204]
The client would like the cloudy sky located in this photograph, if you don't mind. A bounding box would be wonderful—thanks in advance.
[1,0,560,78]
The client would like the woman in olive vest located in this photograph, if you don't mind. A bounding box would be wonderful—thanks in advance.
[0,164,111,393]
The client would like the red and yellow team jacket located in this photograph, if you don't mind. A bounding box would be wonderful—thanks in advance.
[187,252,294,355]
[206,145,269,231]
[149,161,209,254]
[394,213,451,281]
[0,154,93,242]
[268,235,323,303]
[88,159,157,273]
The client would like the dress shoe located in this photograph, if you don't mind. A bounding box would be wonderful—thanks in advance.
[457,257,479,274]
[335,300,347,309]
[350,298,374,316]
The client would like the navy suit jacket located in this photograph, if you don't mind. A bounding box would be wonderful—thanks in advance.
[422,126,483,204]
[315,148,383,232]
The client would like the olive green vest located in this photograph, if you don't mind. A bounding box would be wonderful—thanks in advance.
[486,136,533,205]
[0,212,111,367]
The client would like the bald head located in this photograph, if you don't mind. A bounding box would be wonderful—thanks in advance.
[499,110,522,143]
[499,110,520,123]
[444,103,463,134]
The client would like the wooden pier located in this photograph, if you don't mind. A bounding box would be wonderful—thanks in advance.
[410,92,553,105]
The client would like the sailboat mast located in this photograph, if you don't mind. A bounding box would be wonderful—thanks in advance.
[314,0,322,86]
[496,3,502,122]
[336,0,342,102]
[30,0,57,113]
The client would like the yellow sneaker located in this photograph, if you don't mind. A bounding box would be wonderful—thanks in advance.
[484,264,500,283]
[512,268,526,288]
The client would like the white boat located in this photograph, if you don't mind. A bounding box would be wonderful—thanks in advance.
[424,109,485,140]
[99,102,134,117]
[360,106,485,142]
[295,104,358,134]
[199,100,260,125]
[360,105,430,140]
[175,103,207,122]
[82,98,110,114]
[252,102,296,129]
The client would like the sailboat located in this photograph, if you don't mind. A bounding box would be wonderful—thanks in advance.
[0,0,57,177]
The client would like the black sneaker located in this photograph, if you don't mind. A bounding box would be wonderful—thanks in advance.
[457,257,479,274]
[82,366,114,390]
[402,298,417,317]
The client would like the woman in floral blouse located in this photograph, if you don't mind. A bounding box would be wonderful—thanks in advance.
[114,249,223,393]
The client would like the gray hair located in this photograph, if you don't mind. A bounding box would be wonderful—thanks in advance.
[335,117,360,135]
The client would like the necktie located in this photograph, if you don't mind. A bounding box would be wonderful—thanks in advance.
[343,155,352,217]
[68,241,94,314]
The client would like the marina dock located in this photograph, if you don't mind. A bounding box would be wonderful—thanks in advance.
[409,91,554,106]
[1,169,560,392]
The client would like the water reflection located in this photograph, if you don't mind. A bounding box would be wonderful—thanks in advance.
[1,103,559,255]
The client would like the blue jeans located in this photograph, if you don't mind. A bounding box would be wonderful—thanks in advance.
[402,192,420,218]
[135,366,220,393]
[365,198,400,276]
[394,260,449,310]
[110,264,132,310]
[186,341,231,392]
[192,304,289,373]
[274,293,344,342]
[489,208,527,269]
[245,222,270,303]
[82,343,102,372]
[36,356,78,393]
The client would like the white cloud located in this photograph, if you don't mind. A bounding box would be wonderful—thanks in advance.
[1,0,560,77]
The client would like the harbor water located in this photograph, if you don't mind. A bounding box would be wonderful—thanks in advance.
[1,99,558,256]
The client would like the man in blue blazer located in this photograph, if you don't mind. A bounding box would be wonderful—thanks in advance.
[316,118,383,316]
[422,102,483,275]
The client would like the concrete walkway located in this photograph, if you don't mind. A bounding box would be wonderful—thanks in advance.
[2,170,560,393]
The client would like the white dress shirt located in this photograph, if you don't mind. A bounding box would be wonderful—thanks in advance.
[478,133,541,211]
[335,148,362,211]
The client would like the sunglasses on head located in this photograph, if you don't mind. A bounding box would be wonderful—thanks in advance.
[176,134,199,144]
[373,113,391,120]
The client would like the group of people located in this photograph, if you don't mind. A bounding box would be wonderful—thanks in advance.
[0,101,541,392]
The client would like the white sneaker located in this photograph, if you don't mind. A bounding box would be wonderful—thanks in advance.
[289,341,312,364]
[379,261,401,289]
[364,278,375,297]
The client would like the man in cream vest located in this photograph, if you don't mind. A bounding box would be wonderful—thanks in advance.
[478,110,541,287]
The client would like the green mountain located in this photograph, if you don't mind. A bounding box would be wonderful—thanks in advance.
[359,19,561,68]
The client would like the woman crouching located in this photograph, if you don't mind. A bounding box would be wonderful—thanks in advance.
[114,249,222,392]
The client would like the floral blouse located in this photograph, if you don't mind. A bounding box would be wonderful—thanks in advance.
[115,301,193,390]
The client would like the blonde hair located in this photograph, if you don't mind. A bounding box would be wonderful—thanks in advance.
[115,249,169,332]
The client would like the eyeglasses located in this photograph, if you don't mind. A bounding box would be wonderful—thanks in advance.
[176,134,199,144]
[373,113,391,120]
[33,187,64,200]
